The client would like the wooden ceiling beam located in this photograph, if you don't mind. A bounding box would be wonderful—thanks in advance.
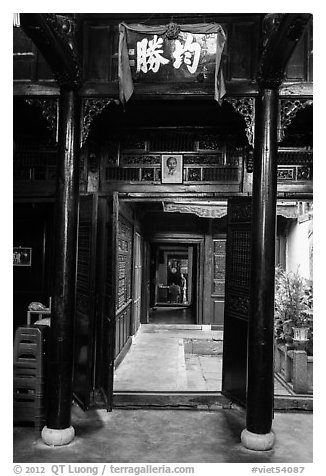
[20,13,81,90]
[258,13,312,89]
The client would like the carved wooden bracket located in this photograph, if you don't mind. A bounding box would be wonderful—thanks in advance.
[24,98,59,142]
[278,98,313,142]
[224,97,255,147]
[81,98,120,146]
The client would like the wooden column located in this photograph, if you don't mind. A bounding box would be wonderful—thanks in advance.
[44,89,80,435]
[241,88,278,450]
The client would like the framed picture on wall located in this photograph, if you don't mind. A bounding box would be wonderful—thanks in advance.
[161,155,183,184]
[13,247,32,267]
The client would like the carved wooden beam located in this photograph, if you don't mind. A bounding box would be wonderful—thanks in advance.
[20,13,81,90]
[258,13,312,88]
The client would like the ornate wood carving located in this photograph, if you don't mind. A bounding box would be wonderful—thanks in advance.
[213,239,226,297]
[164,22,181,40]
[229,202,252,223]
[277,167,295,180]
[187,168,201,181]
[121,155,160,165]
[197,134,223,151]
[184,154,224,165]
[163,202,228,218]
[224,97,255,147]
[228,293,250,317]
[24,98,59,141]
[278,98,313,142]
[117,216,133,310]
[81,98,119,146]
[141,168,155,181]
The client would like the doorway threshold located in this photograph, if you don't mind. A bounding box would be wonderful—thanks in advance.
[113,391,233,410]
[112,391,312,411]
[145,324,211,330]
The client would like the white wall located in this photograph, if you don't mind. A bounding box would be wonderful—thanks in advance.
[286,219,312,280]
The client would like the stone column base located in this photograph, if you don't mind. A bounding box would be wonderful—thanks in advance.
[241,428,275,451]
[41,425,75,446]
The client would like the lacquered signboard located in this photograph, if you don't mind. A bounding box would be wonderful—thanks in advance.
[119,22,226,103]
[126,30,219,83]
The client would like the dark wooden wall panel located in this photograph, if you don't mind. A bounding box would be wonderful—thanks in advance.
[13,27,56,83]
[229,22,257,80]
[222,198,252,406]
[285,23,313,82]
[84,25,112,82]
[13,28,35,81]
[73,195,98,410]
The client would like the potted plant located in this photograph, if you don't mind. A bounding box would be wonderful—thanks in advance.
[274,266,313,352]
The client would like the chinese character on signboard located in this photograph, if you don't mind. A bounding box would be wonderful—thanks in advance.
[136,33,203,75]
[137,35,170,73]
[119,22,226,104]
[128,30,219,83]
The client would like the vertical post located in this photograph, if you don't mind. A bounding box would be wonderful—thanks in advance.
[42,89,80,446]
[241,88,278,451]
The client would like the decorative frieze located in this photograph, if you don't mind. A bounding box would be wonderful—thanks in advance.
[184,154,224,165]
[162,202,228,219]
[277,167,295,180]
[197,135,224,151]
[121,154,160,165]
[297,167,312,181]
[277,165,312,181]
[187,168,202,181]
[141,168,155,181]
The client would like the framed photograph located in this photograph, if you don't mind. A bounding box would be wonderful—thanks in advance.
[161,155,183,184]
[13,247,32,267]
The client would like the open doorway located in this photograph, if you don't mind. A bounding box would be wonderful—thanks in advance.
[113,197,224,393]
[149,243,197,325]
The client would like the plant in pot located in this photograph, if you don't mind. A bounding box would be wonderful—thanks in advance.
[274,266,313,352]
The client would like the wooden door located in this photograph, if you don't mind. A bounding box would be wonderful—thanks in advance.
[132,232,142,334]
[141,240,151,324]
[73,194,98,410]
[96,193,119,411]
[222,198,252,406]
